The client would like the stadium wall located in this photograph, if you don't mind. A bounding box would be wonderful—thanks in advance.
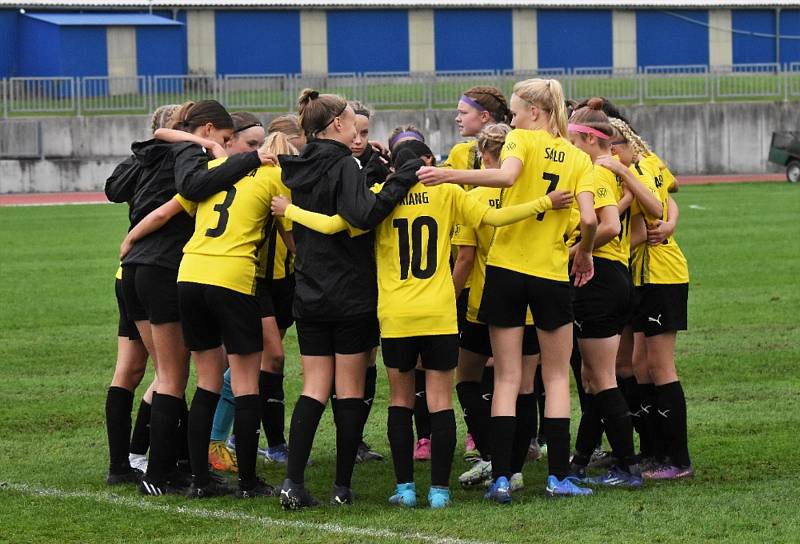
[1,101,797,193]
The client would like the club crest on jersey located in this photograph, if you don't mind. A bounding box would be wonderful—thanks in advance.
[597,187,608,198]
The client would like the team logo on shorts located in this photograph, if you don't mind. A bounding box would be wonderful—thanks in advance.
[597,187,608,198]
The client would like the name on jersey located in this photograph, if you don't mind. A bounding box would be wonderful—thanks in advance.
[488,198,501,208]
[402,192,429,206]
[545,147,566,163]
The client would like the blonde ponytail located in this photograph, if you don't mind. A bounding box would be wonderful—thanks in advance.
[512,78,568,138]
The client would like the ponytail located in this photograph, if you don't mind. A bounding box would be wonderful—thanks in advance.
[512,78,568,138]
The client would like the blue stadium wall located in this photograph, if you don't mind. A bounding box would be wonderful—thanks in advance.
[1,8,800,78]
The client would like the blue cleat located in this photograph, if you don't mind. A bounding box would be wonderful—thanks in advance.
[484,476,512,504]
[589,467,643,488]
[427,486,450,509]
[389,482,417,507]
[545,475,593,498]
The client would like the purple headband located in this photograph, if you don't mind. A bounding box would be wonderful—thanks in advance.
[459,95,487,113]
[390,130,424,149]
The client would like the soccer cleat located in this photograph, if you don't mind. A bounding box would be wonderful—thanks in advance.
[166,469,192,490]
[643,464,694,481]
[330,484,354,506]
[527,439,542,461]
[138,476,183,496]
[588,467,643,488]
[566,462,589,484]
[509,472,524,492]
[388,482,417,507]
[464,433,480,462]
[355,441,384,463]
[106,467,143,486]
[208,440,238,473]
[187,477,234,498]
[128,453,148,473]
[427,486,451,509]
[484,476,512,504]
[264,443,289,464]
[588,447,616,470]
[459,459,492,488]
[545,475,593,498]
[413,438,431,461]
[279,478,319,510]
[236,477,277,499]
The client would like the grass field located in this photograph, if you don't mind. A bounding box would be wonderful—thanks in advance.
[0,182,799,543]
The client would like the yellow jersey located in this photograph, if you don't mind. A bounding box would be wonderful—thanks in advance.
[640,152,676,193]
[629,160,689,285]
[442,140,482,171]
[375,182,490,337]
[491,128,595,281]
[592,164,629,266]
[178,160,286,295]
[452,187,534,326]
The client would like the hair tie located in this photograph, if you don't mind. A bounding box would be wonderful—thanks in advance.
[309,90,319,100]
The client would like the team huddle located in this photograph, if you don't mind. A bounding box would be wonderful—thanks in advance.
[103,78,692,510]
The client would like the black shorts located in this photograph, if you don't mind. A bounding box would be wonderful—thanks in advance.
[115,278,141,341]
[295,313,379,356]
[255,279,276,320]
[269,275,295,330]
[572,258,634,339]
[460,321,540,357]
[121,264,180,325]
[456,288,470,333]
[178,282,263,355]
[381,334,460,372]
[632,283,688,337]
[478,266,573,331]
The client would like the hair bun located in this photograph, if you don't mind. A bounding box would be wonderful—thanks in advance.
[309,90,319,100]
[586,97,604,110]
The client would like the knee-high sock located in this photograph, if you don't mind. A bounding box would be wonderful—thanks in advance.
[430,409,456,488]
[129,398,151,455]
[655,381,691,467]
[234,394,261,488]
[286,395,325,484]
[490,416,516,481]
[387,406,414,484]
[211,369,235,442]
[413,370,430,440]
[456,381,490,459]
[147,393,183,482]
[259,371,286,447]
[543,417,571,480]
[333,398,367,488]
[361,366,377,440]
[188,388,220,486]
[106,386,134,472]
[574,394,603,466]
[510,393,537,474]
[596,387,637,471]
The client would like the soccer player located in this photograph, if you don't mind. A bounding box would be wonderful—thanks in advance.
[123,100,273,496]
[452,124,544,492]
[275,89,419,509]
[416,78,598,501]
[271,138,571,508]
[609,118,693,480]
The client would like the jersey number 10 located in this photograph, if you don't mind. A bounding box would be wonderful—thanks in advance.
[392,216,438,280]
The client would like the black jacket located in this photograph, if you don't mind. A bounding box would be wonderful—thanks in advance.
[105,154,139,203]
[278,138,418,320]
[122,139,260,270]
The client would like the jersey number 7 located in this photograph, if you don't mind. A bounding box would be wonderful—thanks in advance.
[392,216,438,280]
[537,173,560,221]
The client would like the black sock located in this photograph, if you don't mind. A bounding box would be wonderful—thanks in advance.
[146,393,183,482]
[333,398,367,488]
[639,383,662,460]
[286,395,325,484]
[413,370,430,439]
[188,388,220,486]
[430,409,456,488]
[534,366,546,438]
[362,366,377,438]
[234,394,261,488]
[595,387,636,471]
[129,398,151,455]
[387,406,414,484]
[259,371,286,448]
[175,396,190,469]
[106,386,134,473]
[510,393,537,474]
[574,394,602,466]
[480,366,494,420]
[456,381,490,459]
[543,417,571,480]
[655,381,691,467]
[619,377,644,455]
[490,415,516,481]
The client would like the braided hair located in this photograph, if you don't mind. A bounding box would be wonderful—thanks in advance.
[609,117,652,159]
[463,86,512,125]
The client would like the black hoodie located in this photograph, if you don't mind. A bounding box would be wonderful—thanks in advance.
[356,144,391,187]
[122,139,260,270]
[279,138,419,320]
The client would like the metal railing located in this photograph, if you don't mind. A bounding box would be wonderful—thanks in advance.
[2,63,800,117]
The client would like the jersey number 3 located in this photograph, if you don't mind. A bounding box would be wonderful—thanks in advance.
[392,216,438,280]
[206,187,237,238]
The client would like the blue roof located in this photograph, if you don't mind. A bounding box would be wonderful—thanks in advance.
[23,13,183,26]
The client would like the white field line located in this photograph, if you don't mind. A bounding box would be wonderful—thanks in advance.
[0,201,110,207]
[1,482,494,544]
